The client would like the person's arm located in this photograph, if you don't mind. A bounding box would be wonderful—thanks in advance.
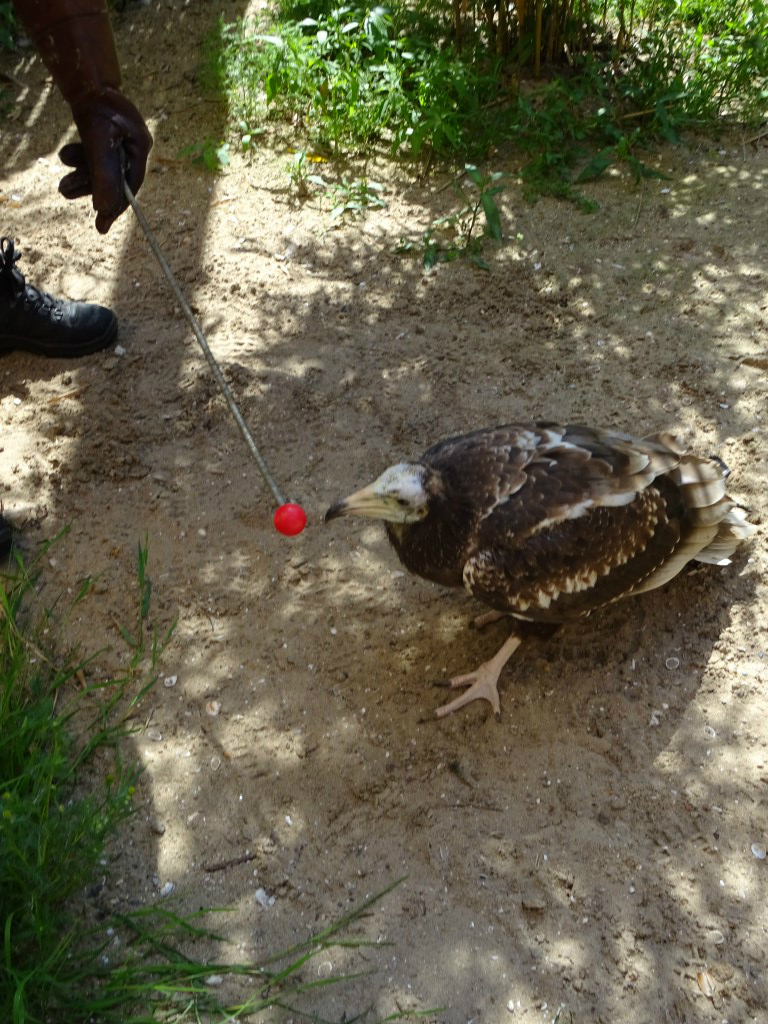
[12,0,152,233]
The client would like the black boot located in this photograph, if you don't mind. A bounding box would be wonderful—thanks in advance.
[0,237,117,357]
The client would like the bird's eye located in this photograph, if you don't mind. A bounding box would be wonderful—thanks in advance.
[396,498,410,507]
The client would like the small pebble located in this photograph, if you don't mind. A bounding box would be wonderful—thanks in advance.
[665,656,680,670]
[751,843,766,860]
[149,818,166,836]
[205,699,221,717]
[147,729,163,742]
[163,674,178,688]
[159,881,175,897]
[521,894,546,911]
[254,887,275,909]
[704,725,717,738]
[205,974,224,987]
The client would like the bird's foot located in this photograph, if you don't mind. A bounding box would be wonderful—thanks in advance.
[433,634,522,720]
[434,668,502,719]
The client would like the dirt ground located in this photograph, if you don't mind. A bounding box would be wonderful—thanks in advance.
[2,3,768,1022]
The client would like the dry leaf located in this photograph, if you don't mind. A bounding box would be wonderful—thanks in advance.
[697,970,715,1000]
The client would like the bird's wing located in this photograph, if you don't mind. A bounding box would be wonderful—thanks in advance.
[463,488,685,620]
[427,423,700,620]
[425,422,682,536]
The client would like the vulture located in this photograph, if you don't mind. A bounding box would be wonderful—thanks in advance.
[325,422,755,718]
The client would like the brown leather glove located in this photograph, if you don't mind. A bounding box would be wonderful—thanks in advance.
[12,0,152,233]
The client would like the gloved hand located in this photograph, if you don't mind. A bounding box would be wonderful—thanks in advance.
[11,0,152,233]
[59,88,152,233]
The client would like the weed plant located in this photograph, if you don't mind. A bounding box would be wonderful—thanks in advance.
[291,153,388,221]
[396,164,506,268]
[204,5,512,160]
[1,538,171,1022]
[204,1,768,207]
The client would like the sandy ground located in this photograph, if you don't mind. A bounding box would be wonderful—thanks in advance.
[2,3,768,1022]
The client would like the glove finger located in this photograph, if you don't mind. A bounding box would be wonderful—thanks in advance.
[95,209,117,235]
[92,145,129,234]
[59,167,92,201]
[58,142,88,171]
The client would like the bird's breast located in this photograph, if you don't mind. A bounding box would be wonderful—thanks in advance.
[385,518,469,588]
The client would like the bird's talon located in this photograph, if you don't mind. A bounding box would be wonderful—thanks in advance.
[434,674,477,690]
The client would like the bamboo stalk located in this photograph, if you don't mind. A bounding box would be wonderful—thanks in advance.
[534,0,543,76]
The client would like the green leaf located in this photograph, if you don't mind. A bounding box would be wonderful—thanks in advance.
[481,191,502,241]
[423,243,438,270]
[626,155,670,181]
[253,33,285,49]
[575,150,614,183]
[470,253,491,270]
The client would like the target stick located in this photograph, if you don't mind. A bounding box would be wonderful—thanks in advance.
[123,180,307,536]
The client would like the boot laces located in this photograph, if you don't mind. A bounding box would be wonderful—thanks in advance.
[0,237,63,319]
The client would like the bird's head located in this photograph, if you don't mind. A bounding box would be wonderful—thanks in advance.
[325,463,434,525]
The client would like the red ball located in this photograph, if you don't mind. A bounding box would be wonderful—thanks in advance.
[273,503,307,536]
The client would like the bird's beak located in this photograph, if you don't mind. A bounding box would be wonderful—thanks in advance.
[325,483,390,523]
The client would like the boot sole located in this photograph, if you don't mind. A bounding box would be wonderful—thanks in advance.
[0,316,118,358]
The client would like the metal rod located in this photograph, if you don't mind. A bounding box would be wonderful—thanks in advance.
[123,180,287,507]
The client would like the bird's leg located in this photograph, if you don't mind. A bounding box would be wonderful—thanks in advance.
[472,609,508,630]
[434,633,522,719]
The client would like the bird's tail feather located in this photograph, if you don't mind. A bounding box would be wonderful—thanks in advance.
[668,449,756,564]
[694,505,757,565]
[671,454,731,527]
[635,441,756,583]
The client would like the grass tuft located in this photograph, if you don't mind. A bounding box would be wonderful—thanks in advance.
[1,538,172,1023]
[1,539,423,1023]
